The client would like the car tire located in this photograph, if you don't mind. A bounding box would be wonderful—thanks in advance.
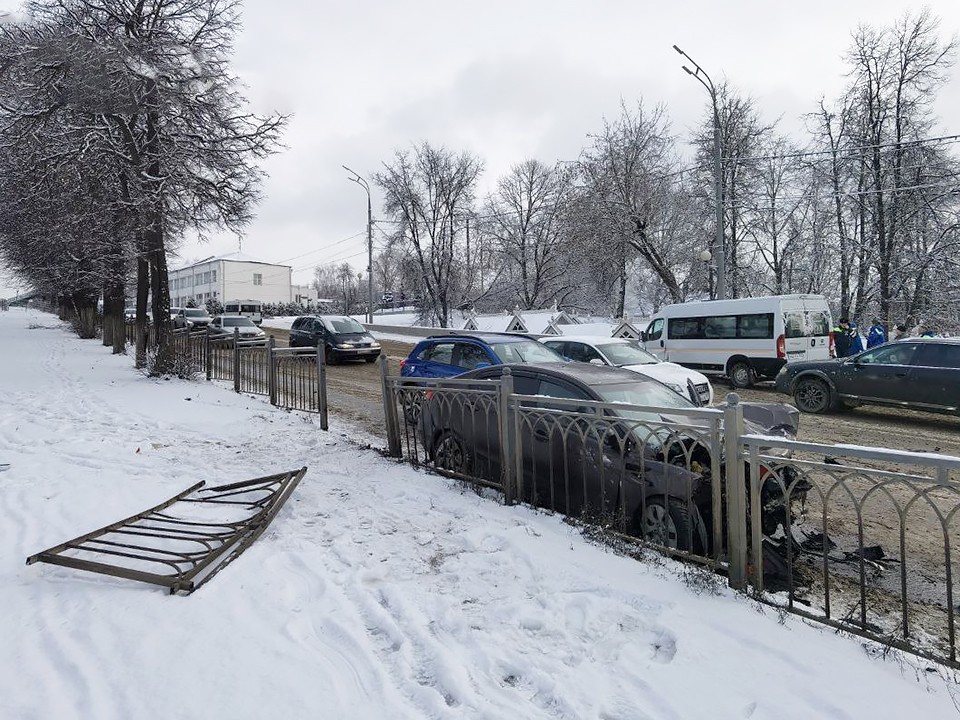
[433,432,471,475]
[325,346,338,365]
[633,498,699,553]
[793,377,832,414]
[728,360,754,389]
[401,384,423,425]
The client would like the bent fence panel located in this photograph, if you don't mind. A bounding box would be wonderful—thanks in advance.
[26,467,308,594]
[743,434,960,668]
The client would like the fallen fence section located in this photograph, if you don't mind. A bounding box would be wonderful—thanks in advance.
[26,467,307,594]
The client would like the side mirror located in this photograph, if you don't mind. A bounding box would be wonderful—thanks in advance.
[640,332,648,342]
[589,358,605,366]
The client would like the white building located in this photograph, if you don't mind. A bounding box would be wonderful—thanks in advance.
[168,252,293,307]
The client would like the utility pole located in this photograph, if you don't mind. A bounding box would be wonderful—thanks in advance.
[674,45,726,300]
[342,165,374,323]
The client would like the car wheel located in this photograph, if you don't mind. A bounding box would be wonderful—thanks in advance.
[401,384,423,425]
[634,498,696,552]
[325,347,338,365]
[728,360,754,389]
[793,377,832,414]
[433,432,471,475]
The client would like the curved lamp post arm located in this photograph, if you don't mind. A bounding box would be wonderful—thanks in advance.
[342,165,374,323]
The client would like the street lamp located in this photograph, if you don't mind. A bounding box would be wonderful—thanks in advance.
[342,165,374,324]
[673,44,726,300]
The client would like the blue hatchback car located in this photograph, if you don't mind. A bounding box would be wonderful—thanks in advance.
[400,333,564,379]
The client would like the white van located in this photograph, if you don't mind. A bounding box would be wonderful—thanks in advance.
[223,299,264,326]
[640,294,833,388]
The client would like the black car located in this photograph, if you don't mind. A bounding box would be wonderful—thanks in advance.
[419,362,804,555]
[289,315,381,364]
[775,337,960,415]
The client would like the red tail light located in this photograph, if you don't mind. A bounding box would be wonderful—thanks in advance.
[399,359,407,372]
[829,332,836,358]
[425,390,434,400]
[776,334,786,359]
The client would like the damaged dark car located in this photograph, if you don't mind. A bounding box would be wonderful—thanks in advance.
[419,363,806,565]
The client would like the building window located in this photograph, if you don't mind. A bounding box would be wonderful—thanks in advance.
[253,273,262,286]
[211,270,217,282]
[203,271,210,284]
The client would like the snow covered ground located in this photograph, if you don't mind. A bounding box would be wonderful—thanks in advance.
[1,306,958,720]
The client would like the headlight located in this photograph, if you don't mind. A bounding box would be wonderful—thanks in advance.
[337,343,354,349]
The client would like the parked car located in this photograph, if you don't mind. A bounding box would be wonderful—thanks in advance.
[640,294,833,388]
[170,307,192,329]
[419,362,805,560]
[400,333,564,379]
[124,307,152,323]
[208,315,267,346]
[175,307,212,329]
[289,315,381,363]
[775,337,960,415]
[541,335,714,405]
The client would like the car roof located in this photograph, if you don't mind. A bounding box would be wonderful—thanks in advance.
[466,361,653,386]
[423,332,536,344]
[896,336,960,345]
[542,335,631,345]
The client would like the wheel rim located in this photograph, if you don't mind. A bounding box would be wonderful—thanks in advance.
[643,502,678,548]
[797,381,826,411]
[435,435,466,472]
[402,391,421,423]
[731,364,750,387]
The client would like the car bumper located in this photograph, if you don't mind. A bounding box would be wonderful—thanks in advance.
[773,372,792,395]
[331,346,381,360]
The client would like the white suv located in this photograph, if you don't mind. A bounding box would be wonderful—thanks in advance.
[541,335,714,405]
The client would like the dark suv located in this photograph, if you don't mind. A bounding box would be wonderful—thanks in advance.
[775,337,960,414]
[400,333,564,379]
[289,315,381,363]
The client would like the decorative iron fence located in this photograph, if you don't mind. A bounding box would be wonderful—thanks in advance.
[380,361,960,668]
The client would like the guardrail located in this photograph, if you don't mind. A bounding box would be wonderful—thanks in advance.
[379,360,960,668]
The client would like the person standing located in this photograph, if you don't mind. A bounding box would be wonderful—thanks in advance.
[833,317,852,358]
[848,321,864,355]
[866,318,886,348]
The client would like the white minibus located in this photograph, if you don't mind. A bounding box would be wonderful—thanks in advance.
[223,299,264,326]
[640,294,833,387]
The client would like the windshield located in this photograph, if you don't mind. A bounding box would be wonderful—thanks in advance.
[598,342,659,366]
[222,317,256,328]
[184,308,210,318]
[326,318,366,334]
[491,340,564,363]
[594,380,695,422]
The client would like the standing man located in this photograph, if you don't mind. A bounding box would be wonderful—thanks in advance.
[833,317,852,358]
[866,318,887,348]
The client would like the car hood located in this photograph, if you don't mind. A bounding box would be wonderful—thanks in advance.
[740,402,800,439]
[620,362,708,386]
[782,358,844,373]
[332,333,375,342]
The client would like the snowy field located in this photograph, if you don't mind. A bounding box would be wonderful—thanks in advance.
[1,306,958,720]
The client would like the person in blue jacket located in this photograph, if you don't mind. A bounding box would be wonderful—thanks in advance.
[866,318,886,348]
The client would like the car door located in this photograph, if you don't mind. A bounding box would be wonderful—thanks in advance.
[644,318,666,361]
[565,342,606,365]
[910,343,960,410]
[836,343,920,404]
[289,318,303,346]
[416,342,459,378]
[310,318,327,348]
[452,342,496,372]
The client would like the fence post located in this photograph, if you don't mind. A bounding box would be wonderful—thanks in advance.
[205,325,212,381]
[499,367,515,505]
[318,340,329,431]
[267,336,276,405]
[380,356,400,456]
[723,393,748,590]
[233,327,241,393]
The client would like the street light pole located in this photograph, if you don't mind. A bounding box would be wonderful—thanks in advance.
[342,165,374,323]
[673,45,726,300]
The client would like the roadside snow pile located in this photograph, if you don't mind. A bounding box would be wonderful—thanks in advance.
[1,306,958,720]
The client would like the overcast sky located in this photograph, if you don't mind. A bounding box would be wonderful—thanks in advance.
[2,0,959,299]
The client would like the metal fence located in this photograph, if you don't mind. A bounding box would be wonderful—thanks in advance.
[380,362,960,668]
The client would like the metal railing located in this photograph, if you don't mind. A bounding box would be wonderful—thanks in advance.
[380,361,960,668]
[743,434,960,666]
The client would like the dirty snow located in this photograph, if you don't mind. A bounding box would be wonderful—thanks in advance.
[1,306,958,720]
